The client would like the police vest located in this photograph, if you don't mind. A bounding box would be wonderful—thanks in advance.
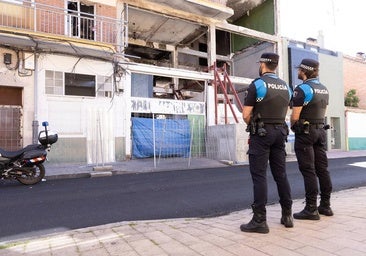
[299,79,329,123]
[252,74,291,123]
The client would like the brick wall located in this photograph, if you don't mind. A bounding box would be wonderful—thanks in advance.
[94,3,116,18]
[36,0,62,7]
[343,56,366,109]
[37,0,64,34]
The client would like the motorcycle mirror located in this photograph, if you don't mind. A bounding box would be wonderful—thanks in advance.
[42,121,49,127]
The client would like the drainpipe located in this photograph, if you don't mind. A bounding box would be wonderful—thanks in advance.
[32,51,39,144]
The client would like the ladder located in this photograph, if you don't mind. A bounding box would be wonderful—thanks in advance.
[210,62,244,125]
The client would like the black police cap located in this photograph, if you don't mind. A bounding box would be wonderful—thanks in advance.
[259,52,279,64]
[296,58,319,71]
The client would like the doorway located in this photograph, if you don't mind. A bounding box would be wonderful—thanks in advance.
[330,117,341,150]
[0,86,23,151]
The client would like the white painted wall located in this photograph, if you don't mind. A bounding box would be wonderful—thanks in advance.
[347,111,366,137]
[36,53,127,163]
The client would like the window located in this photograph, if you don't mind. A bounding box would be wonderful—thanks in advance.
[198,43,207,67]
[67,1,95,40]
[97,76,113,98]
[46,71,113,97]
[46,70,63,95]
[65,73,95,97]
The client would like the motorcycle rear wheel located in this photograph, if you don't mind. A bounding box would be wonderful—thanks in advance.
[17,163,45,185]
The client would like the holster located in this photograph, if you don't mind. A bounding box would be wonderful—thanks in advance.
[291,119,309,134]
[246,122,257,135]
[246,113,267,136]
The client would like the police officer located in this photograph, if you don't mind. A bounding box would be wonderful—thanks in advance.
[291,58,333,220]
[241,52,293,234]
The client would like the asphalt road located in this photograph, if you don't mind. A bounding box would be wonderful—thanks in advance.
[1,156,366,242]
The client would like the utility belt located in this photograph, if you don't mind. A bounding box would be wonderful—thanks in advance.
[246,120,287,137]
[291,119,330,134]
[246,120,266,137]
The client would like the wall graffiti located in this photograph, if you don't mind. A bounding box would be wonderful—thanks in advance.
[131,97,205,115]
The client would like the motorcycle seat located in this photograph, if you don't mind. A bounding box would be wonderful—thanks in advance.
[0,144,42,159]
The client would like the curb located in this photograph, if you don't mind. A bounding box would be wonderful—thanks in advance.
[45,173,91,180]
[90,171,113,178]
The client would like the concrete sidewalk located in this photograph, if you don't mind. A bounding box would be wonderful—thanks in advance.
[1,186,366,256]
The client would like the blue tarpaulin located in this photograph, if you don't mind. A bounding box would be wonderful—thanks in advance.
[132,117,191,159]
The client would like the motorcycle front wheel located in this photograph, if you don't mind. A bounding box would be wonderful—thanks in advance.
[17,163,45,185]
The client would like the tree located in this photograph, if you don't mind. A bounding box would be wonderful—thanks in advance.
[344,89,359,107]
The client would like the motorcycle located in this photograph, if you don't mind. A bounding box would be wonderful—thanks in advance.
[0,121,58,185]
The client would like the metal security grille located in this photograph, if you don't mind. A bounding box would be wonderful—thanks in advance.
[131,113,241,169]
[0,106,22,151]
[130,96,247,169]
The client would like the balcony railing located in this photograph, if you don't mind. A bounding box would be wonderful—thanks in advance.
[0,0,127,50]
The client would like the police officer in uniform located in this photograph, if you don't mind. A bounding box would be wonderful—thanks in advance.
[241,52,293,234]
[291,58,333,220]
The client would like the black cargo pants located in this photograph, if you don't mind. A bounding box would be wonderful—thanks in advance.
[247,124,293,211]
[294,126,332,205]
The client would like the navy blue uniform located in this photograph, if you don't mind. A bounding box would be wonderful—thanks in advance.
[292,78,332,206]
[244,73,293,212]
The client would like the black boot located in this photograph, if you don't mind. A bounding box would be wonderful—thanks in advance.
[293,204,320,220]
[240,205,269,234]
[318,200,334,216]
[281,208,294,228]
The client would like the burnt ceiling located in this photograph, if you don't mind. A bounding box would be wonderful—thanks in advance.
[127,0,267,48]
[128,7,206,47]
[226,0,267,22]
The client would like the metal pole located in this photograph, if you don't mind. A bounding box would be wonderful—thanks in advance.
[158,118,167,165]
[198,119,201,157]
[32,51,39,144]
[153,113,156,168]
[188,118,194,167]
